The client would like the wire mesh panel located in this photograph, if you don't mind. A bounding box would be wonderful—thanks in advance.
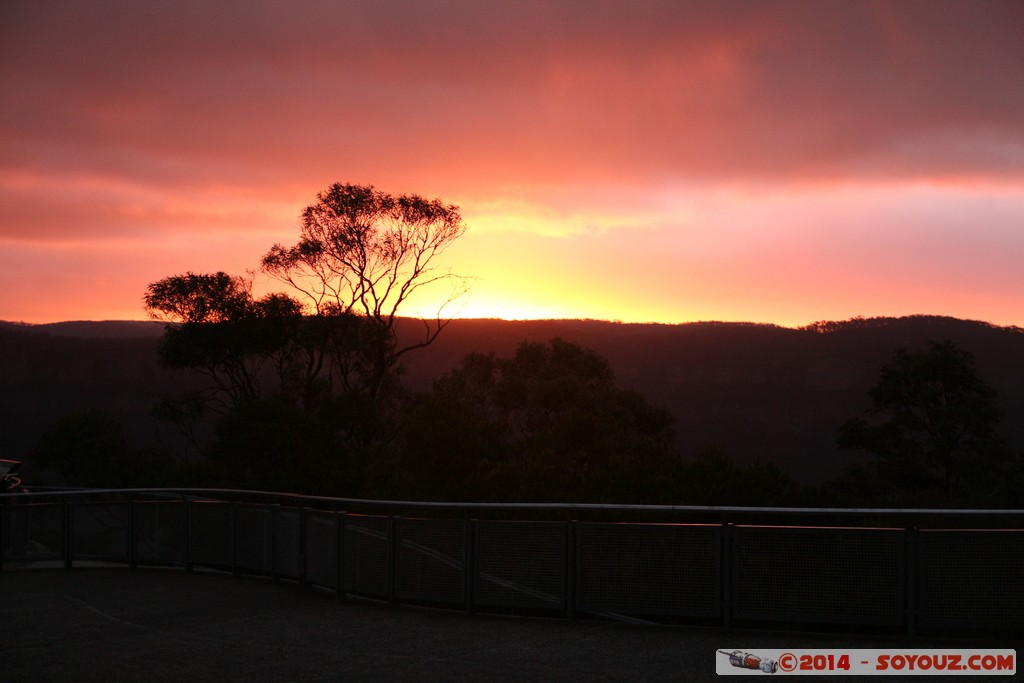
[305,511,339,589]
[274,509,301,580]
[577,523,721,618]
[1,503,64,563]
[234,504,273,575]
[474,521,567,612]
[918,529,1024,629]
[733,526,904,626]
[71,502,129,563]
[395,518,465,606]
[188,501,233,569]
[342,514,390,598]
[133,501,185,566]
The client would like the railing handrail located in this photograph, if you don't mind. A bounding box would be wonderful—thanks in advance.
[3,487,1022,518]
[4,487,1022,636]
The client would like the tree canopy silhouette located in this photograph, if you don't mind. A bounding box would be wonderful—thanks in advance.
[142,183,470,492]
[398,338,680,502]
[837,340,1005,502]
[144,272,307,409]
[261,182,469,397]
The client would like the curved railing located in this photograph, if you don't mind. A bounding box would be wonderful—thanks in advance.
[2,488,1022,636]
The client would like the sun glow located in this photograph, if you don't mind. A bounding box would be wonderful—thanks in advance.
[442,296,583,322]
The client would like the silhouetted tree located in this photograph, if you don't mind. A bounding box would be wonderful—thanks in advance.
[143,271,254,324]
[143,183,470,494]
[261,182,469,398]
[398,338,680,502]
[837,340,1005,502]
[144,272,306,409]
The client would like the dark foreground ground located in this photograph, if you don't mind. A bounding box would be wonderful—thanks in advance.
[0,568,1014,682]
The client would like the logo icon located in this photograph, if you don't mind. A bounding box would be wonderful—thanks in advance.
[718,650,779,674]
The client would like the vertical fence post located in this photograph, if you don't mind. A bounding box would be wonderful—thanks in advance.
[566,520,578,622]
[270,505,279,581]
[184,498,193,573]
[63,501,73,570]
[388,516,399,608]
[0,500,6,572]
[128,499,136,570]
[336,511,347,600]
[905,525,919,638]
[229,501,237,577]
[722,522,734,631]
[299,506,309,590]
[465,519,476,616]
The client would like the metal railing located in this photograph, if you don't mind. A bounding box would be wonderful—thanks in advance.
[2,488,1022,636]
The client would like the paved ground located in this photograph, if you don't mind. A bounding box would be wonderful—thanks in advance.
[0,568,1014,682]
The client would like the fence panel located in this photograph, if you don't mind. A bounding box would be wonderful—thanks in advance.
[188,501,233,569]
[577,523,721,619]
[305,511,339,589]
[235,504,273,575]
[474,520,567,612]
[918,529,1024,629]
[395,518,465,606]
[274,509,301,580]
[342,514,390,598]
[71,502,130,563]
[133,500,185,566]
[1,502,64,564]
[733,526,904,626]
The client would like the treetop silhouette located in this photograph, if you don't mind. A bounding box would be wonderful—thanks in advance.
[837,340,1006,502]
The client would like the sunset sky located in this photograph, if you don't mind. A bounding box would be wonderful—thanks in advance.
[2,0,1023,327]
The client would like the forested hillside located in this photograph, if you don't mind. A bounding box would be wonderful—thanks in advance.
[2,316,1022,486]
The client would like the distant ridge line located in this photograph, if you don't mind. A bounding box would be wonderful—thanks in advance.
[1,314,1021,339]
[0,320,165,338]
